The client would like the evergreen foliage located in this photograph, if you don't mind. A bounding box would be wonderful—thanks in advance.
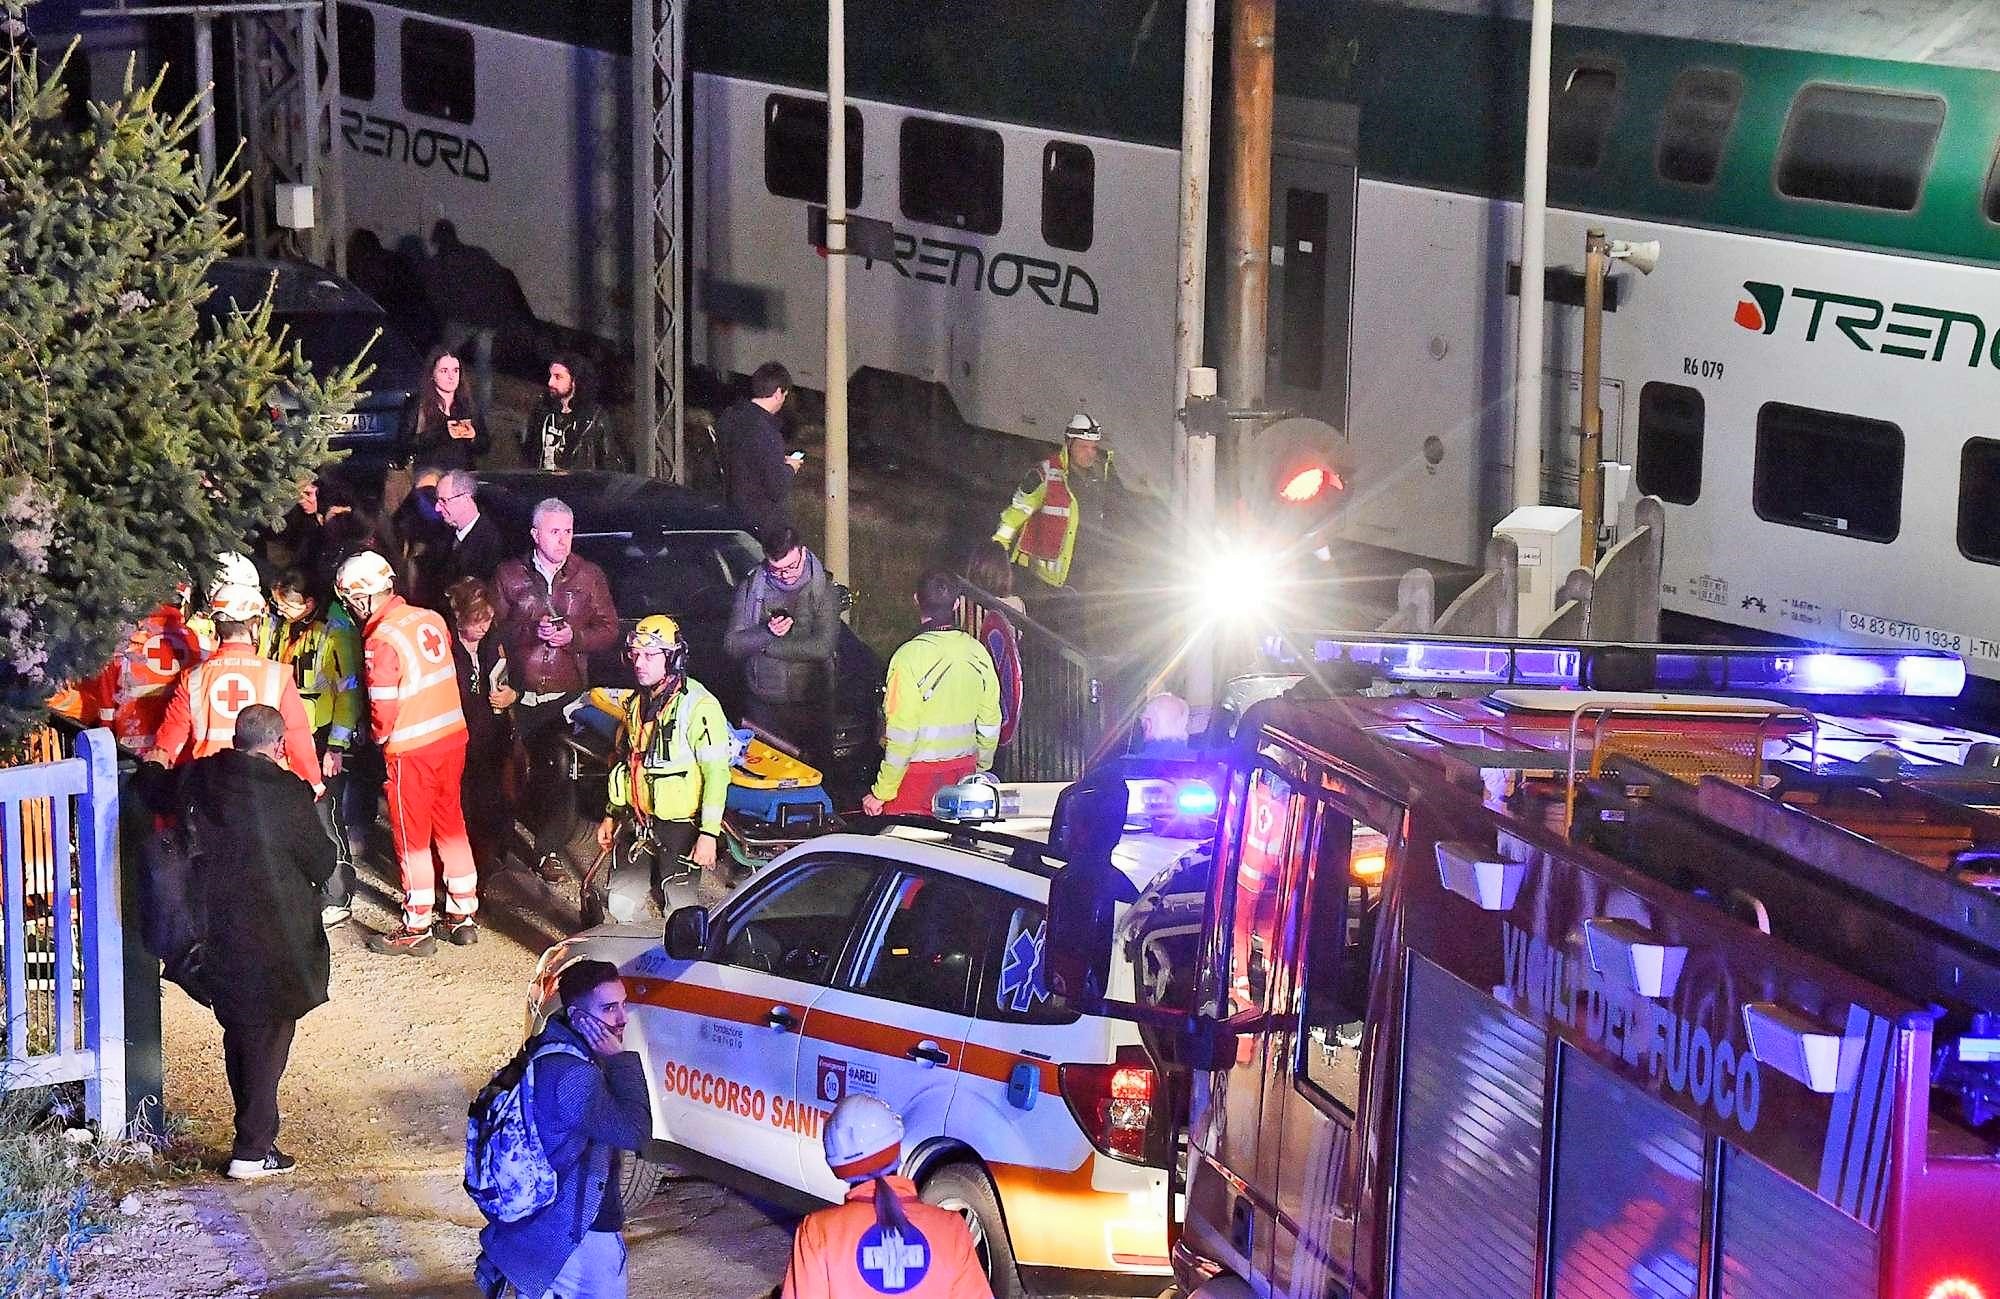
[0,8,360,744]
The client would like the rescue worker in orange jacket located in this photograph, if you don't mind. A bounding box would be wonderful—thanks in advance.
[82,582,214,757]
[148,581,321,792]
[782,1095,993,1299]
[335,551,478,956]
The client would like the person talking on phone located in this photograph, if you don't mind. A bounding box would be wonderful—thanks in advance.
[491,498,620,882]
[476,959,649,1299]
[399,345,490,475]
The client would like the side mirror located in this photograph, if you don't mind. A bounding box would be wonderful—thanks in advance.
[1047,770,1139,1008]
[664,905,712,960]
[1179,1015,1240,1073]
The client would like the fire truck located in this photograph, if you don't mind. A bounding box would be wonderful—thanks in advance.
[1045,637,2000,1299]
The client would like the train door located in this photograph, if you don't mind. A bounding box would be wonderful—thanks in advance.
[1182,761,1312,1291]
[1266,99,1359,436]
[1265,788,1398,1299]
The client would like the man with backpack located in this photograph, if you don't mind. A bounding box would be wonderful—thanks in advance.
[473,959,650,1299]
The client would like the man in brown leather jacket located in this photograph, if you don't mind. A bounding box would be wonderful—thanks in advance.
[490,497,620,881]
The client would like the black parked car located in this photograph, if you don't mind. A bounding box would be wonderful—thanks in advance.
[473,470,885,833]
[199,257,424,461]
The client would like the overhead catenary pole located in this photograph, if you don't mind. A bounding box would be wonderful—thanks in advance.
[1579,227,1608,568]
[630,0,686,481]
[192,15,215,178]
[1177,0,1217,705]
[1222,0,1274,424]
[824,0,850,585]
[1512,0,1554,511]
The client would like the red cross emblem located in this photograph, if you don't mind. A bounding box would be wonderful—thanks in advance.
[143,635,183,675]
[418,624,447,664]
[210,672,256,718]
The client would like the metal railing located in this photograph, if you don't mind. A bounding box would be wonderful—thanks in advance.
[0,728,124,1129]
[952,581,1116,783]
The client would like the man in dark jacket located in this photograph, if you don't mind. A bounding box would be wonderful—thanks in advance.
[435,469,506,591]
[723,525,838,764]
[490,497,621,881]
[477,959,649,1299]
[178,704,335,1180]
[717,361,796,537]
[524,354,623,472]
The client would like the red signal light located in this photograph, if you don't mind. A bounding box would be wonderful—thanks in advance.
[1926,1280,1987,1299]
[1279,465,1340,503]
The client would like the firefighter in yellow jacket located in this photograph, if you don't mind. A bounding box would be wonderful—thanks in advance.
[596,615,736,910]
[862,573,1003,818]
[990,413,1107,590]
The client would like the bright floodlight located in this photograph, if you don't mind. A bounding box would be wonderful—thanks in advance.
[1194,546,1277,625]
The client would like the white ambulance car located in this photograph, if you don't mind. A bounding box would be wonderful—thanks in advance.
[525,774,1217,1298]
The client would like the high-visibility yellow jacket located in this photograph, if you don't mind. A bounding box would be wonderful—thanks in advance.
[991,445,1111,589]
[275,604,364,749]
[871,628,1002,802]
[606,678,733,835]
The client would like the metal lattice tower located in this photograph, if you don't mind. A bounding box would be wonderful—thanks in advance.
[631,0,684,482]
[233,0,343,268]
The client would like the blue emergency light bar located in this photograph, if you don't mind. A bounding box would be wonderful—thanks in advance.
[1256,633,1967,700]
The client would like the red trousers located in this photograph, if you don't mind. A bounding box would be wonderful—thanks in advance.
[385,738,477,929]
[885,758,979,815]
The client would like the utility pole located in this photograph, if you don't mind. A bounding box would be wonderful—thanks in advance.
[631,0,685,482]
[1222,0,1274,430]
[1577,228,1658,568]
[824,0,850,584]
[1511,0,1554,511]
[1176,0,1217,705]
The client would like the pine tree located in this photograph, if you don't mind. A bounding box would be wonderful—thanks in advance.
[0,11,361,744]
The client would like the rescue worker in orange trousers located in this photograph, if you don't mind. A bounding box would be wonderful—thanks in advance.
[781,1095,993,1299]
[861,572,1003,817]
[148,576,322,792]
[335,551,479,956]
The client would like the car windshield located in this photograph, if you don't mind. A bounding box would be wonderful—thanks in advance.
[268,310,388,376]
[578,529,763,619]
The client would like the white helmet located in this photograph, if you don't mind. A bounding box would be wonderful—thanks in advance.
[214,551,261,590]
[334,551,396,602]
[822,1095,902,1183]
[1065,413,1103,442]
[208,582,268,622]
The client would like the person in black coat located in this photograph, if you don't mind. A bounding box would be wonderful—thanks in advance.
[447,578,519,881]
[717,360,797,537]
[434,469,506,591]
[399,344,489,473]
[176,704,335,1180]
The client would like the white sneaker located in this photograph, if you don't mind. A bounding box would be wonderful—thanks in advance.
[320,905,351,928]
[225,1150,297,1180]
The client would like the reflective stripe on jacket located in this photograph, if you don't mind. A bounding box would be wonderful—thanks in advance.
[871,628,1002,803]
[991,447,1079,588]
[276,604,364,748]
[363,597,467,756]
[153,645,322,787]
[605,678,732,835]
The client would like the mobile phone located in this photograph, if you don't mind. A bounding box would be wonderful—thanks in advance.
[546,613,568,627]
[786,450,805,465]
[768,607,791,621]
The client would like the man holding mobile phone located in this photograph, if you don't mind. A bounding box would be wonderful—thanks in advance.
[491,499,620,882]
[716,361,796,537]
[476,959,648,1299]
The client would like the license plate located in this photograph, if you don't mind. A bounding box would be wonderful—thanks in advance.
[331,412,384,433]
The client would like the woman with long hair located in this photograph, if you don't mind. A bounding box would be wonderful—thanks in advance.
[399,344,489,474]
[447,577,519,884]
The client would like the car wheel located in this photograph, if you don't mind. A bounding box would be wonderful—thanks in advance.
[619,1154,663,1214]
[919,1161,1021,1299]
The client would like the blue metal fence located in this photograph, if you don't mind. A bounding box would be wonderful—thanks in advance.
[0,729,124,1129]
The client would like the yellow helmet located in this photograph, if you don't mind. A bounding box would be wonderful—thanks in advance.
[627,614,688,675]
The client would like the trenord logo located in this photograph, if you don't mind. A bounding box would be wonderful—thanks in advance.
[1734,279,2000,368]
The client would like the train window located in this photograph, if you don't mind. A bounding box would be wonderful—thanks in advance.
[899,117,1003,236]
[1218,766,1297,1020]
[1296,807,1391,1114]
[1776,84,1943,212]
[1636,382,1704,505]
[1548,1050,1705,1299]
[1957,440,2000,564]
[1041,141,1094,252]
[336,4,375,101]
[400,19,473,124]
[1753,402,1902,543]
[1984,146,2000,224]
[1655,68,1741,187]
[763,95,863,207]
[1550,60,1621,172]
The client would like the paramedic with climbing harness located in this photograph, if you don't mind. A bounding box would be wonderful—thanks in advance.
[861,572,1003,817]
[990,412,1110,591]
[781,1095,992,1299]
[594,615,735,911]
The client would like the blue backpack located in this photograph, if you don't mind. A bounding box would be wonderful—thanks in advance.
[465,1037,590,1223]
